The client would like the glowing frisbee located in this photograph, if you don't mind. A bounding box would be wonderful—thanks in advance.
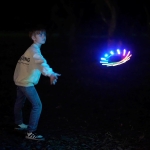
[100,49,132,66]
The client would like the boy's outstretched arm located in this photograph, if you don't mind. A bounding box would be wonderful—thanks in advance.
[33,52,61,85]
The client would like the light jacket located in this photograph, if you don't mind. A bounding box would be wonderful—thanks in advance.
[13,43,54,86]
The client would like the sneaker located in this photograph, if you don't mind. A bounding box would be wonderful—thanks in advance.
[14,123,28,130]
[25,132,45,141]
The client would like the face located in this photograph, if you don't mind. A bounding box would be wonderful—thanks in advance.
[32,31,46,45]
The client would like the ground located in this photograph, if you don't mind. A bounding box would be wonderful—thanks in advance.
[0,33,150,149]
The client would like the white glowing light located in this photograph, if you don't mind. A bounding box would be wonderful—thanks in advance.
[123,49,126,56]
[117,49,120,54]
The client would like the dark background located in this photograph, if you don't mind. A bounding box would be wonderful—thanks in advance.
[1,0,150,149]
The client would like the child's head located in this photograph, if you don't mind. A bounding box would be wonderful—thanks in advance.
[29,26,46,45]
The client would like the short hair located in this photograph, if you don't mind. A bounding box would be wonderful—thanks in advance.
[29,26,46,39]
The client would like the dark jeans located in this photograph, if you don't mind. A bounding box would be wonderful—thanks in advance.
[14,86,42,132]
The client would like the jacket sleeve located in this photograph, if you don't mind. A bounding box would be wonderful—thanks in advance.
[33,52,54,77]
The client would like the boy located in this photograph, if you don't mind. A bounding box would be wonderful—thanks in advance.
[13,27,61,140]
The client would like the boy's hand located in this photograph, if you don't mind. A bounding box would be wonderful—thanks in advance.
[50,73,61,85]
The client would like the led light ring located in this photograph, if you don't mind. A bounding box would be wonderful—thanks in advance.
[102,52,131,66]
[100,49,132,67]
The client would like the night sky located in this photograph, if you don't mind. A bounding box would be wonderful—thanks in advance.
[0,0,149,33]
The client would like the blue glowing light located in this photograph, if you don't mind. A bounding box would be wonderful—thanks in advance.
[101,57,106,61]
[100,49,132,67]
[104,54,108,57]
[110,51,114,55]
